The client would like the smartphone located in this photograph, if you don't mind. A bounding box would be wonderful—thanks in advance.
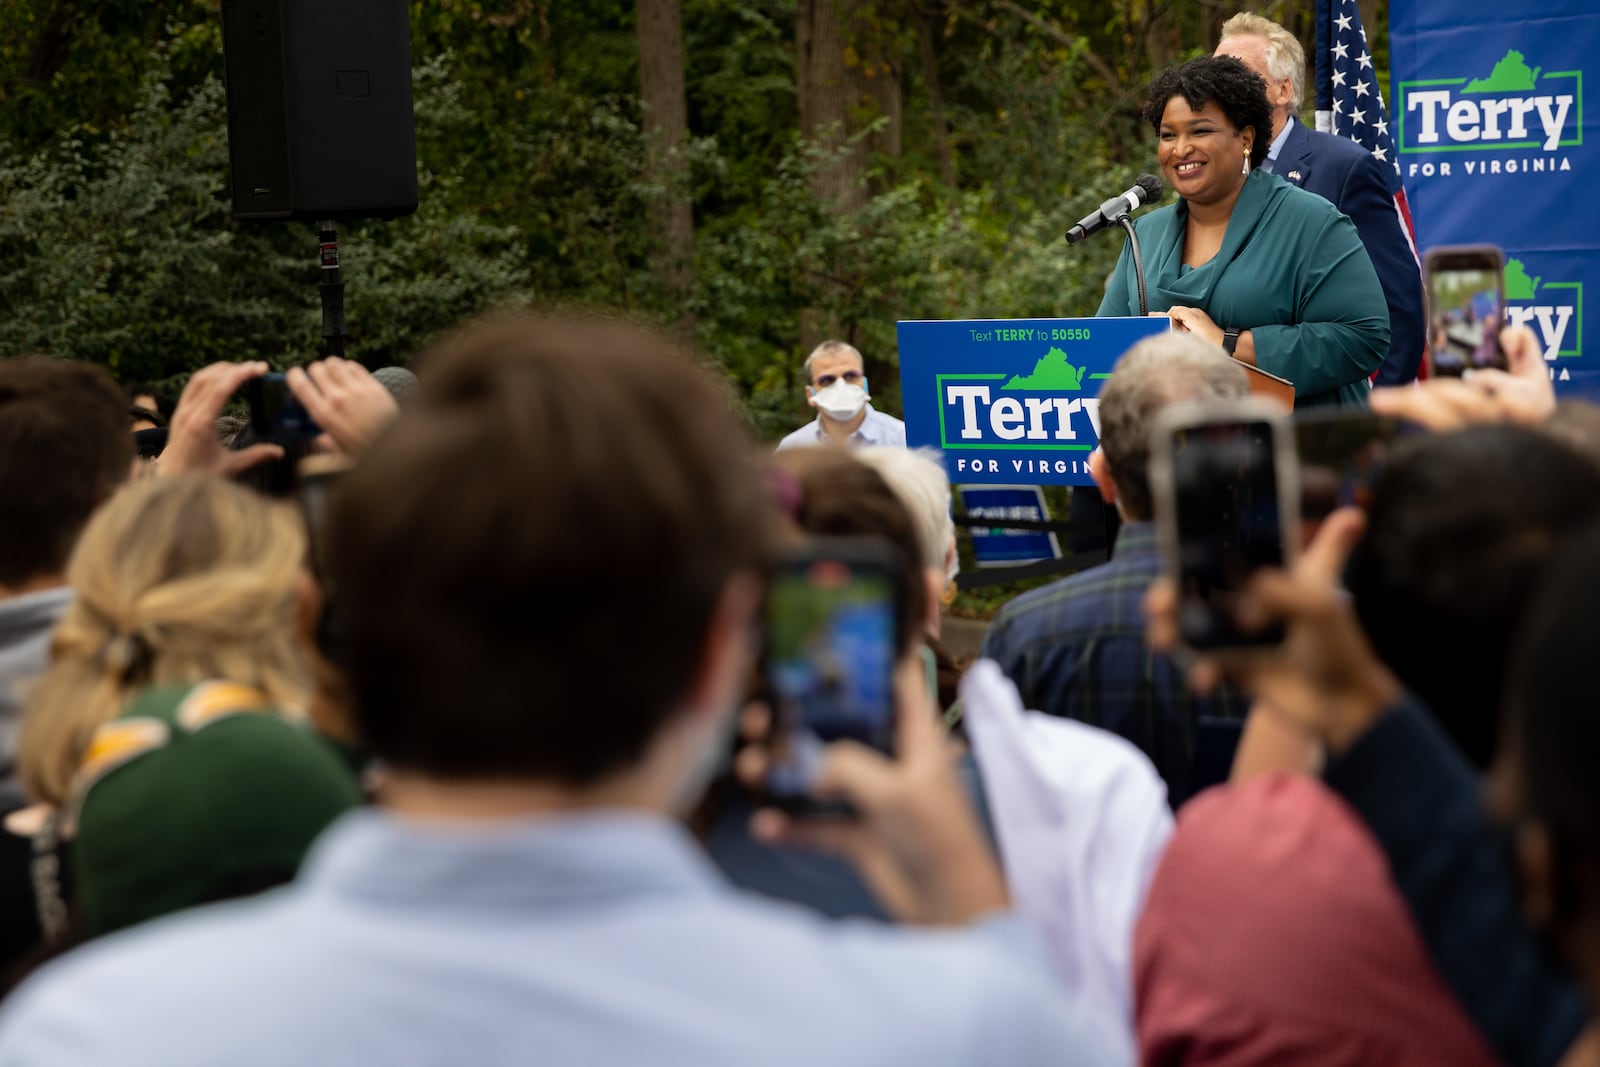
[245,372,321,442]
[1292,410,1407,520]
[762,539,902,812]
[1151,400,1299,653]
[1424,244,1507,377]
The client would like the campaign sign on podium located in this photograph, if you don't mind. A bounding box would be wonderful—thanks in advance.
[897,317,1171,487]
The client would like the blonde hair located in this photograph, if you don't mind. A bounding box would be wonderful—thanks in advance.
[855,447,958,584]
[1220,12,1306,112]
[19,476,310,805]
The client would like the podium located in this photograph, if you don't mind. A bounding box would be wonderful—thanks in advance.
[897,316,1295,488]
[1238,359,1295,410]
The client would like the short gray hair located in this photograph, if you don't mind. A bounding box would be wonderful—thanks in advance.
[803,340,863,384]
[1097,333,1251,520]
[1220,12,1306,113]
[855,447,957,582]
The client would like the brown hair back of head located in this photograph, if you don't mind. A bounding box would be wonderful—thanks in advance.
[327,311,777,786]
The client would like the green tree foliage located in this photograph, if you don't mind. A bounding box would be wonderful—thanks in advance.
[0,52,527,384]
[0,0,1392,423]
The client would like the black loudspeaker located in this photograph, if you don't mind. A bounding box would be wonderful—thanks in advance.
[220,0,418,221]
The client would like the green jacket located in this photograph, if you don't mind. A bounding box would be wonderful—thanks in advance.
[1098,169,1390,408]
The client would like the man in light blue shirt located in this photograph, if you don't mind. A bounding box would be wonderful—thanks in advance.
[776,340,907,451]
[0,315,1108,1067]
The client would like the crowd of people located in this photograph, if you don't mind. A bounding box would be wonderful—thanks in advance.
[0,302,1594,1065]
[0,12,1597,1066]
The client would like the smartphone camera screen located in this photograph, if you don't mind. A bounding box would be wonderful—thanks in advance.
[1172,419,1287,650]
[1429,266,1504,376]
[247,373,321,442]
[764,553,897,801]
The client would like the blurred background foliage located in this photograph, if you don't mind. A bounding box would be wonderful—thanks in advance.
[0,0,1390,440]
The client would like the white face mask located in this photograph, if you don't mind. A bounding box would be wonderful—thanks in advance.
[810,379,869,422]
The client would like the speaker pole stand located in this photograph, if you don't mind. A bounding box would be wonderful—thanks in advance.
[317,221,347,358]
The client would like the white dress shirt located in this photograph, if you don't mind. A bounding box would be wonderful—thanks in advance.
[962,659,1174,1066]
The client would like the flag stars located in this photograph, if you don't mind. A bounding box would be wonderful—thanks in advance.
[1373,146,1388,161]
[1358,51,1373,70]
[1351,107,1367,126]
[1375,117,1388,137]
[1332,69,1347,87]
[1335,13,1353,30]
[1332,42,1349,60]
[1354,80,1371,98]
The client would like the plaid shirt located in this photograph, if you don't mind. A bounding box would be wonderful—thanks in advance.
[981,522,1246,804]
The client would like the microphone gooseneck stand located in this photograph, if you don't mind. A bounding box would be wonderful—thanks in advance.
[317,220,348,358]
[1117,215,1149,317]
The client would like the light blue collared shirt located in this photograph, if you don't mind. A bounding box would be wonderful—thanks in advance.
[775,404,907,452]
[0,810,1114,1067]
[1260,117,1296,174]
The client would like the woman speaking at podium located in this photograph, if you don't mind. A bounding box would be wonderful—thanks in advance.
[1097,56,1389,408]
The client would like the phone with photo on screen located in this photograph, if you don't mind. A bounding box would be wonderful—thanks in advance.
[1151,399,1300,656]
[762,539,902,815]
[1424,244,1507,377]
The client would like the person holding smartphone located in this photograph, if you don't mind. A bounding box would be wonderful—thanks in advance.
[0,315,1109,1067]
[1098,55,1390,408]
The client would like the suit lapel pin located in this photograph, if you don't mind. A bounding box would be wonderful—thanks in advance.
[1287,170,1303,181]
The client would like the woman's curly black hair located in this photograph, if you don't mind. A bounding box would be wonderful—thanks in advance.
[1143,56,1274,169]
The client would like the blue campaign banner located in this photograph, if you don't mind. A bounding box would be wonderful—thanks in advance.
[959,485,1061,567]
[1389,0,1599,394]
[896,317,1170,487]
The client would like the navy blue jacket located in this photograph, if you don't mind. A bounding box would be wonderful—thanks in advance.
[1276,119,1426,385]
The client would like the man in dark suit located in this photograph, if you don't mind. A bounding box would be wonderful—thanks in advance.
[1218,13,1426,385]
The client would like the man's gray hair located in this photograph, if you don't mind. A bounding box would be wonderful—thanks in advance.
[803,340,863,384]
[1220,12,1306,113]
[1097,332,1252,521]
[855,447,958,583]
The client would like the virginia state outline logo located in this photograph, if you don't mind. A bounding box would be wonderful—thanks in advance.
[1397,50,1581,178]
[1505,258,1583,375]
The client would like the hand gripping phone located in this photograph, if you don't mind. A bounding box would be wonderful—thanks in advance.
[762,539,903,813]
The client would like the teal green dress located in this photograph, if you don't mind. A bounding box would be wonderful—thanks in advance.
[1097,169,1390,408]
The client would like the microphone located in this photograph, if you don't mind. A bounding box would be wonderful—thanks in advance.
[1064,174,1164,245]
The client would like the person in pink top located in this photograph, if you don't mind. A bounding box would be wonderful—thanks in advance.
[1135,772,1499,1066]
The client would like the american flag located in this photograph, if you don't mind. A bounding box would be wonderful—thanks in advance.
[1314,0,1425,371]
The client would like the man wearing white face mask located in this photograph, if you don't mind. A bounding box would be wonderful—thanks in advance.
[775,340,906,451]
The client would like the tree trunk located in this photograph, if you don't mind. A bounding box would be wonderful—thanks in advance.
[796,0,869,214]
[796,1,907,206]
[917,9,957,188]
[637,0,694,296]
